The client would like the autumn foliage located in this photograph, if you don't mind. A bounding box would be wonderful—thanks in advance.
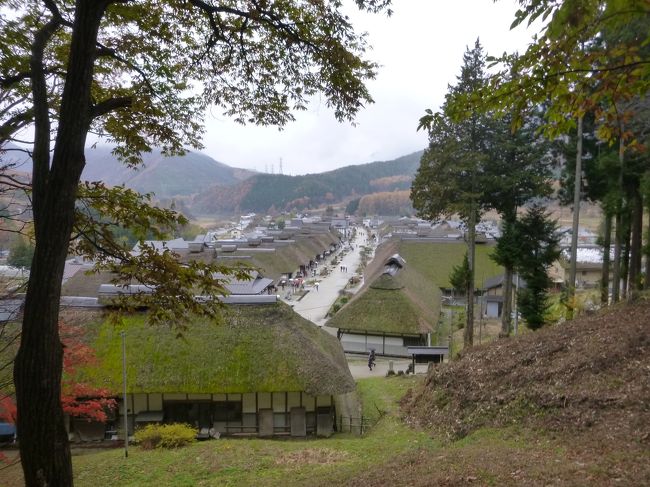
[0,321,116,426]
[0,396,16,424]
[60,321,116,422]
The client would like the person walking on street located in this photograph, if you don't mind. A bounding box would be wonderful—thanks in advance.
[368,349,376,371]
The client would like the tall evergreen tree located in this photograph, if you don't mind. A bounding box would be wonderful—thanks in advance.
[412,39,491,349]
[513,205,561,330]
[484,107,554,335]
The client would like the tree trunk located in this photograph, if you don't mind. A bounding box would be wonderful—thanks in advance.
[464,206,476,349]
[629,189,643,293]
[612,210,622,303]
[621,210,631,300]
[600,212,612,305]
[567,115,583,319]
[501,265,513,336]
[612,133,625,303]
[14,3,106,485]
[646,200,650,290]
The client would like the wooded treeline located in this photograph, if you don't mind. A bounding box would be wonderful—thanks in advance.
[412,1,650,347]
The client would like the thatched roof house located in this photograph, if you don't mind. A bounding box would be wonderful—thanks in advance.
[327,241,441,357]
[75,302,354,439]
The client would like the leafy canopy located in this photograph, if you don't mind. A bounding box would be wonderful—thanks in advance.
[1,0,392,162]
[0,0,394,326]
[447,1,650,139]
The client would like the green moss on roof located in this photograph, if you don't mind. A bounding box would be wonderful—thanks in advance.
[61,270,115,298]
[398,240,502,289]
[220,232,339,280]
[328,242,440,335]
[328,287,435,334]
[370,272,404,290]
[78,302,354,396]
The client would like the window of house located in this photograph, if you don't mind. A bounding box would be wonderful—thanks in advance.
[403,335,426,347]
[213,401,242,422]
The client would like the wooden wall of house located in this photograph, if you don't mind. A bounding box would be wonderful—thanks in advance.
[116,391,333,437]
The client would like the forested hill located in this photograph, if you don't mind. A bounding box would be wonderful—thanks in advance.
[192,151,424,214]
[81,146,255,199]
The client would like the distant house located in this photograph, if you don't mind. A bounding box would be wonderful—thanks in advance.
[331,218,348,229]
[73,302,354,440]
[482,274,527,318]
[551,247,607,289]
[188,235,207,253]
[132,237,189,255]
[328,246,441,357]
[215,270,274,295]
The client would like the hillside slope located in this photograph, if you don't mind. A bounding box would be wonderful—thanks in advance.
[81,146,254,198]
[192,151,423,214]
[402,296,649,441]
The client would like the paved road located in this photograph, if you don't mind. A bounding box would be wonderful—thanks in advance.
[289,228,370,327]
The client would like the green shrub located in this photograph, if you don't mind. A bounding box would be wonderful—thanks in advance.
[134,423,197,450]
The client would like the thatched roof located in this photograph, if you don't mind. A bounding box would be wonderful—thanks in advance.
[327,242,440,335]
[78,302,354,396]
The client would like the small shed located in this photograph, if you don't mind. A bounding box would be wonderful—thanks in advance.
[407,346,448,367]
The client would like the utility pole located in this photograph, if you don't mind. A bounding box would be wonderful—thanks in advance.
[121,331,128,458]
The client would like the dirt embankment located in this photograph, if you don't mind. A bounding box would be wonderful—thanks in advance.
[402,296,650,442]
[336,297,648,486]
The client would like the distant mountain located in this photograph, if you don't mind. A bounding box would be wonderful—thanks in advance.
[82,146,255,198]
[0,142,31,174]
[191,151,424,215]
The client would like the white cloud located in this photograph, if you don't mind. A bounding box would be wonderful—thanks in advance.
[201,0,539,175]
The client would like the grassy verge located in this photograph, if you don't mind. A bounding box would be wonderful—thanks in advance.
[67,376,430,487]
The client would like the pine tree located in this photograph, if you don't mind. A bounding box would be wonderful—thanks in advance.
[513,206,561,330]
[484,107,554,335]
[412,39,491,349]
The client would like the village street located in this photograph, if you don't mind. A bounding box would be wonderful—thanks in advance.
[288,227,416,378]
[290,227,368,327]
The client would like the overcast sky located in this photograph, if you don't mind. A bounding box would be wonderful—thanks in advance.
[199,0,539,176]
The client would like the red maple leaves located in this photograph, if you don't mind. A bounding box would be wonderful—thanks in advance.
[0,320,116,427]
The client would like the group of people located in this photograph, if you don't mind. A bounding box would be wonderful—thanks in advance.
[339,265,348,272]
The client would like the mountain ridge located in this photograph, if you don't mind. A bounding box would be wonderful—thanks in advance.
[81,146,255,199]
[192,150,424,215]
[2,143,426,216]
